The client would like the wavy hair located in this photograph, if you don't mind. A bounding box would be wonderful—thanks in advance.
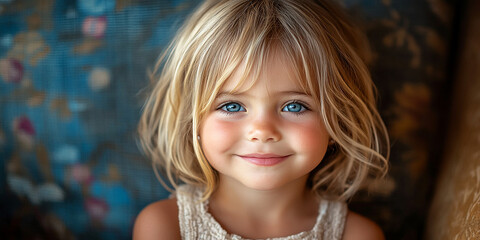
[138,0,390,201]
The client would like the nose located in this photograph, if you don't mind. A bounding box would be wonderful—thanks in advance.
[247,115,281,143]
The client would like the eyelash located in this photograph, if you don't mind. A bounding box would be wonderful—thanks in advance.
[216,100,310,116]
[217,102,246,115]
[283,100,310,115]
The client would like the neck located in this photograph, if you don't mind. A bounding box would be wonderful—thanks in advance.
[216,175,311,213]
[208,175,319,238]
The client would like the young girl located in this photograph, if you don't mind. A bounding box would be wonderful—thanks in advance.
[134,0,389,239]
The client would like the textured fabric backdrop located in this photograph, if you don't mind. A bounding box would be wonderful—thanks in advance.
[425,0,480,238]
[0,0,457,239]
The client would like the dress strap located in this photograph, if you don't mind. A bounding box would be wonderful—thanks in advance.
[176,184,199,239]
[314,199,348,239]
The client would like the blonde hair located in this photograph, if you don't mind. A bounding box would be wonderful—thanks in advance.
[138,0,390,201]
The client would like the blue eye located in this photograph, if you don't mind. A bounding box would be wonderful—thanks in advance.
[282,102,307,113]
[220,102,245,112]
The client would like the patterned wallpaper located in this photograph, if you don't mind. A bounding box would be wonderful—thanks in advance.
[0,0,457,239]
[425,0,480,238]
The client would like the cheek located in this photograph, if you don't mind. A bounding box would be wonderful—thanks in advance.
[200,116,240,157]
[288,121,329,156]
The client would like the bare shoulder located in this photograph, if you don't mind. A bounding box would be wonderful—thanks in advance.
[133,198,181,240]
[342,210,385,240]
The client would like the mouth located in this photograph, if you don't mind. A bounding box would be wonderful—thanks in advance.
[237,153,291,166]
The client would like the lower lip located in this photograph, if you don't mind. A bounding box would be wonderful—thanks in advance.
[239,156,289,166]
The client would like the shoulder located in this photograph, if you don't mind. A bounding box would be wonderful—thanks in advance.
[342,210,385,240]
[133,198,181,240]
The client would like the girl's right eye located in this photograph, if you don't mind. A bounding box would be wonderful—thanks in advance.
[218,102,246,113]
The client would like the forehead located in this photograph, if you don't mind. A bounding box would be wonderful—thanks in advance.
[220,47,306,94]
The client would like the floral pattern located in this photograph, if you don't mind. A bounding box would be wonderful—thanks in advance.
[0,0,456,239]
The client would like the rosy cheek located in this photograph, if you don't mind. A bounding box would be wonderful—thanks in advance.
[200,115,240,155]
[289,121,329,155]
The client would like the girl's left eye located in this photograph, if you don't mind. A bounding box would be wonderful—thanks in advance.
[282,102,308,113]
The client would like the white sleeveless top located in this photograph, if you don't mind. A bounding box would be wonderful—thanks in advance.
[175,184,347,240]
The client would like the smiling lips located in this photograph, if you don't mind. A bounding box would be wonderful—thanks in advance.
[238,153,291,166]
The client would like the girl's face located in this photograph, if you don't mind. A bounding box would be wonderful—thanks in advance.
[199,50,330,191]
